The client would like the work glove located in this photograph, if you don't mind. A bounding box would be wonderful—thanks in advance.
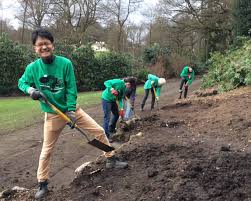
[28,88,43,100]
[156,96,159,101]
[66,111,77,129]
[111,88,118,96]
[119,109,125,118]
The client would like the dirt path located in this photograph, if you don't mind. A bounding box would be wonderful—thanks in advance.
[1,81,251,201]
[0,79,201,191]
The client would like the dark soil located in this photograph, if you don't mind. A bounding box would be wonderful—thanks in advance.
[1,85,251,201]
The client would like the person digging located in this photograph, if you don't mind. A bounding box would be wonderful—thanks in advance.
[140,74,166,111]
[179,66,195,99]
[18,29,128,200]
[102,78,132,142]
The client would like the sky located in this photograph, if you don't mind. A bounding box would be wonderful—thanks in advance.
[0,0,158,30]
[0,0,19,28]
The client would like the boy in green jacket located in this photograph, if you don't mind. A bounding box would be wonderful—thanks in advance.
[140,74,166,111]
[101,78,131,140]
[179,66,195,99]
[18,29,128,200]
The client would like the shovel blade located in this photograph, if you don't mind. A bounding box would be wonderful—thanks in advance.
[88,139,115,152]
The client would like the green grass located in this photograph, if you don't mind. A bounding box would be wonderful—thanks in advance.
[0,86,144,135]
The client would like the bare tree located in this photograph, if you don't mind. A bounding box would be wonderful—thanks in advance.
[50,0,101,43]
[17,0,54,29]
[126,23,145,56]
[156,0,233,61]
[99,0,143,52]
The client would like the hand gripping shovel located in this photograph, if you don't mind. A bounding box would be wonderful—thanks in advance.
[40,96,115,152]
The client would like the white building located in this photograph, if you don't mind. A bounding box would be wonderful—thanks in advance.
[91,41,109,52]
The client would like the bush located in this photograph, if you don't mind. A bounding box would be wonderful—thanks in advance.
[143,43,162,65]
[71,45,97,91]
[0,33,33,95]
[95,52,133,89]
[54,43,76,59]
[202,39,251,91]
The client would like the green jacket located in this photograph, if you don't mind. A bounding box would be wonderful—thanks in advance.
[18,56,77,113]
[144,74,161,97]
[180,66,195,85]
[101,79,126,109]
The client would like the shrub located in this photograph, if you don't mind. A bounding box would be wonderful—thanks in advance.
[71,45,97,91]
[0,33,33,95]
[202,39,251,91]
[95,52,133,89]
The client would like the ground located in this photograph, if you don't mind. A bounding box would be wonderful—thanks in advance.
[1,80,251,201]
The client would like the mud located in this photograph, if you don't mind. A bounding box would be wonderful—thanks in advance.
[1,83,251,201]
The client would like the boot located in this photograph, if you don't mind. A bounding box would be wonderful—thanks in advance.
[35,181,48,200]
[106,156,128,169]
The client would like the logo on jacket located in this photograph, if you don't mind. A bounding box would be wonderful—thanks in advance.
[39,75,64,93]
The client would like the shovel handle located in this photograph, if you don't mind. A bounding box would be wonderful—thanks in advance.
[40,96,90,141]
[47,102,72,123]
[152,87,157,99]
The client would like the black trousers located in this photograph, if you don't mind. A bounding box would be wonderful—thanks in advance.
[179,77,188,90]
[179,78,189,98]
[141,88,155,110]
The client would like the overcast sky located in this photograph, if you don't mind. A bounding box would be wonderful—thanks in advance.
[0,0,158,29]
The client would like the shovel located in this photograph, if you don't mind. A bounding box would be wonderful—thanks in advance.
[125,96,140,119]
[152,87,160,111]
[40,96,115,152]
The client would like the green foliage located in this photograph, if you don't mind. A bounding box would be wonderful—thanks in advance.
[143,43,169,64]
[54,43,76,58]
[71,45,98,91]
[72,47,133,91]
[133,66,150,83]
[233,0,251,36]
[202,39,251,91]
[95,52,133,89]
[0,33,34,95]
[142,43,172,77]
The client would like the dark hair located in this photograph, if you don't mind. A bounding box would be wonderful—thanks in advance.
[123,77,136,83]
[31,28,54,45]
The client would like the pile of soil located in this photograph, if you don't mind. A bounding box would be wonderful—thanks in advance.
[2,87,251,201]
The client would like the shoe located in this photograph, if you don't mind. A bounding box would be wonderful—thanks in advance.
[106,156,128,169]
[35,181,48,200]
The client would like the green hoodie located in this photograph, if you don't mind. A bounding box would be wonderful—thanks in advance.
[144,74,161,97]
[101,79,126,109]
[18,55,77,113]
[180,66,195,85]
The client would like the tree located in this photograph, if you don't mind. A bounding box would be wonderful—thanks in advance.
[50,0,102,43]
[157,0,234,61]
[99,0,143,52]
[17,0,53,29]
[233,0,251,36]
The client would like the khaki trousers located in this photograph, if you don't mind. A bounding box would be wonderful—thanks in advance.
[37,107,114,182]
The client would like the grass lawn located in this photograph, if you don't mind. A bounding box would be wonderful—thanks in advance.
[0,87,144,135]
